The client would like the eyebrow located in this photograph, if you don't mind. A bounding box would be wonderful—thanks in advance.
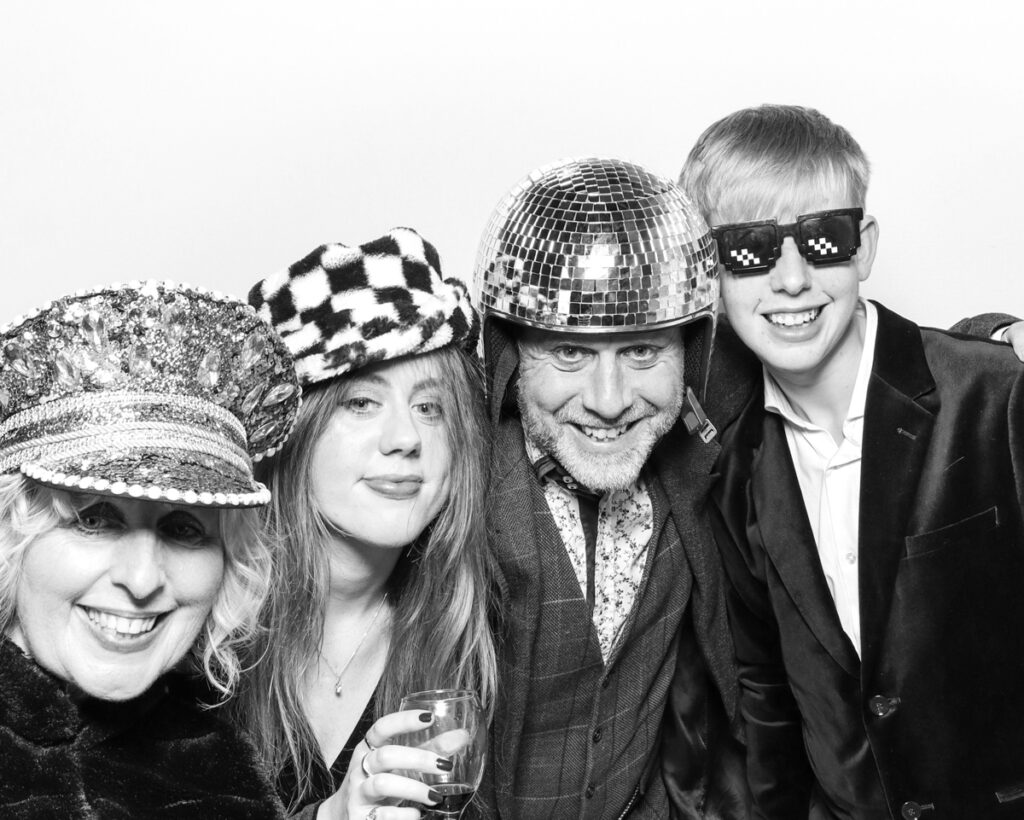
[348,373,388,388]
[543,336,671,351]
[347,374,442,392]
[70,494,119,510]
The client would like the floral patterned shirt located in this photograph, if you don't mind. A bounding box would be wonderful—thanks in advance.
[526,438,653,662]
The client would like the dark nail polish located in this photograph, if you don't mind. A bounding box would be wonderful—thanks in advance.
[436,757,454,772]
[419,711,433,723]
[428,789,441,804]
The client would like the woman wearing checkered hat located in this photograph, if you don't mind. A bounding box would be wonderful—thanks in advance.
[0,281,300,818]
[232,229,497,820]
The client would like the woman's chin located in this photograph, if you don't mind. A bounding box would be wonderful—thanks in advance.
[64,656,164,701]
[62,614,200,701]
[76,679,152,702]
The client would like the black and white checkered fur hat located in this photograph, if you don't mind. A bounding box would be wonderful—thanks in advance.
[248,228,480,387]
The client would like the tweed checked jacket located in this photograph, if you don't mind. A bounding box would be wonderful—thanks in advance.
[477,319,753,820]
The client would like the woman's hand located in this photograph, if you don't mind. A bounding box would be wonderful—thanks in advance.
[317,709,460,820]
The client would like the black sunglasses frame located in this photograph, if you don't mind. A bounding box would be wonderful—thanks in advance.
[712,208,864,275]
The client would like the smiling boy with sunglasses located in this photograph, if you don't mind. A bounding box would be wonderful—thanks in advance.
[680,105,1024,818]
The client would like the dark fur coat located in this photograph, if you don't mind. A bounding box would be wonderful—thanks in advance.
[0,637,285,819]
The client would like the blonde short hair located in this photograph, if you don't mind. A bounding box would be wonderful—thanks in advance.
[0,474,271,697]
[680,104,870,225]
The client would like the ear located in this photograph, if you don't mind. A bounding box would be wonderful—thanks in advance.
[855,214,879,282]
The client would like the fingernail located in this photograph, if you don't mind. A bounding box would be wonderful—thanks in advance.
[436,757,454,772]
[419,711,433,723]
[428,789,441,804]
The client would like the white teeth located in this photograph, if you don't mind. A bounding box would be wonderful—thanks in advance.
[581,423,629,441]
[766,308,821,327]
[85,608,158,637]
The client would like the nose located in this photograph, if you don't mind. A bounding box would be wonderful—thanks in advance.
[378,404,422,456]
[581,355,632,421]
[769,238,813,295]
[108,529,165,601]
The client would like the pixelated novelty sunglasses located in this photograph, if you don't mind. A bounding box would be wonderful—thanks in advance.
[712,208,864,275]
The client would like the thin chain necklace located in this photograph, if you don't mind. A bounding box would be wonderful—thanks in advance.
[319,592,389,697]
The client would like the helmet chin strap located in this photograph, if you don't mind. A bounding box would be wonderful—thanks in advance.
[531,452,600,498]
[681,386,717,444]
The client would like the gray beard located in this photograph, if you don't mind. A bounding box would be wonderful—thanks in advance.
[517,389,684,493]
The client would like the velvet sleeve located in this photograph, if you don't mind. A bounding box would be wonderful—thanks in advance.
[708,472,815,818]
[949,312,1018,338]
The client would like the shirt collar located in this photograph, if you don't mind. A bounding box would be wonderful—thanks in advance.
[763,298,878,431]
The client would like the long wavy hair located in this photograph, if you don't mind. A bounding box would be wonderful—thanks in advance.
[231,346,496,810]
[0,474,271,696]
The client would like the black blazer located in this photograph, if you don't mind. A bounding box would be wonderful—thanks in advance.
[711,302,1024,819]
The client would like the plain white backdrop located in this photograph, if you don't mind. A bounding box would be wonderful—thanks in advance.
[2,1,1022,327]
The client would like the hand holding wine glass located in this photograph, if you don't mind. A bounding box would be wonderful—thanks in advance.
[317,708,454,820]
[398,690,486,819]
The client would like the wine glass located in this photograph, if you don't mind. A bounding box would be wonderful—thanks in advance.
[398,689,485,819]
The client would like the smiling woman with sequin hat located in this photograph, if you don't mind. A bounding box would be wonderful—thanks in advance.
[0,280,299,819]
[232,227,496,820]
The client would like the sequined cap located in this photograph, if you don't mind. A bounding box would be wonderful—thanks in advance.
[474,157,719,333]
[0,281,300,507]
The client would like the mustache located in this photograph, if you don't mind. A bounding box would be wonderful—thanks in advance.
[554,402,657,428]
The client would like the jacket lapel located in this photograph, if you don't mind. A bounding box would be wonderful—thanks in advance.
[751,412,861,677]
[654,422,743,728]
[486,416,546,812]
[857,302,937,679]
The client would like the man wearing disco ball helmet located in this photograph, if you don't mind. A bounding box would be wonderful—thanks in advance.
[475,158,752,819]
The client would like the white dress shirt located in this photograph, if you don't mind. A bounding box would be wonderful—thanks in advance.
[763,299,878,655]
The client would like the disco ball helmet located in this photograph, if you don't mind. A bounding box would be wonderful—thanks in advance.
[475,157,720,406]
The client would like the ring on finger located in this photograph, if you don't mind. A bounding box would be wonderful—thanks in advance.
[361,751,374,778]
[366,808,379,820]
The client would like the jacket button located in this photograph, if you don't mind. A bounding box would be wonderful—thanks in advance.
[869,695,898,717]
[592,728,603,743]
[585,784,596,799]
[901,801,924,819]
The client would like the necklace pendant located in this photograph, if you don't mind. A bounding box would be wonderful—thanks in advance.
[320,591,388,701]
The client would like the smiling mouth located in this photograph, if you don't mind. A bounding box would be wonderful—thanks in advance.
[765,307,822,327]
[82,607,164,638]
[576,421,635,442]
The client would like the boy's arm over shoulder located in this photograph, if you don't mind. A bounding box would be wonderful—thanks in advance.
[1008,367,1024,519]
[951,313,1024,360]
[707,448,815,818]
